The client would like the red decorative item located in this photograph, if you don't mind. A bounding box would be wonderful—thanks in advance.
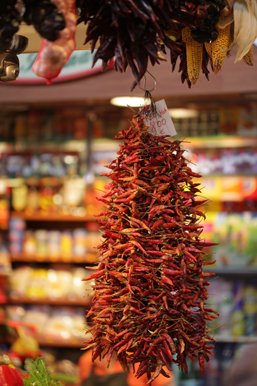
[0,365,24,386]
[84,110,218,382]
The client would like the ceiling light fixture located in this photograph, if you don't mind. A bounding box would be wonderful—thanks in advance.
[110,96,151,107]
[169,108,199,119]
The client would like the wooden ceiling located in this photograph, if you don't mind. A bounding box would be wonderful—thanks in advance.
[1,46,257,110]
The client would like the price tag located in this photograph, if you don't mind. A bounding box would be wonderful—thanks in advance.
[144,99,177,137]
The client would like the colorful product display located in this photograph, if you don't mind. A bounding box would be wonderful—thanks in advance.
[5,305,90,344]
[9,221,100,260]
[202,212,257,266]
[8,178,106,216]
[8,267,93,300]
[0,151,119,181]
[0,109,91,143]
[189,148,257,176]
[0,239,10,274]
[208,279,257,337]
[1,106,257,146]
[0,103,256,385]
[4,153,82,179]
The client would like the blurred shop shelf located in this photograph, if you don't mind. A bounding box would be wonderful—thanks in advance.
[216,335,257,343]
[37,339,86,348]
[201,174,257,178]
[183,136,257,149]
[2,336,86,349]
[7,296,91,306]
[0,270,11,276]
[10,253,98,264]
[207,267,257,276]
[10,211,96,222]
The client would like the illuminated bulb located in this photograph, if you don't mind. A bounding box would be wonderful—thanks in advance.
[64,155,78,164]
[169,108,198,119]
[48,270,57,283]
[53,194,62,205]
[61,331,70,339]
[73,277,82,287]
[110,96,151,107]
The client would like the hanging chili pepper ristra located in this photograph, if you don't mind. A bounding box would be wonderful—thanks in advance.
[83,97,218,383]
[76,0,257,87]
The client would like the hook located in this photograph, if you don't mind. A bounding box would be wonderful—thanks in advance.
[139,70,157,93]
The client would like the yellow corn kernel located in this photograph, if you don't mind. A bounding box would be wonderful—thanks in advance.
[211,24,231,75]
[182,26,192,44]
[182,27,203,85]
[243,46,253,66]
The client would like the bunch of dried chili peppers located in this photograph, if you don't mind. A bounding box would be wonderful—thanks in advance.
[84,108,218,383]
[76,0,226,87]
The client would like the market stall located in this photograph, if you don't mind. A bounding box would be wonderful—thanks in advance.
[0,1,257,386]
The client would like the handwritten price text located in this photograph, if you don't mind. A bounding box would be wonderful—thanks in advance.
[147,118,167,135]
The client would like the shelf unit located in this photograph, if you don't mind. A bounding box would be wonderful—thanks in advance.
[7,296,91,307]
[205,267,257,276]
[10,253,98,263]
[185,131,257,386]
[0,110,102,376]
[37,339,85,349]
[201,174,257,178]
[0,135,256,151]
[10,211,96,222]
[183,136,257,149]
[215,335,257,343]
[0,271,11,277]
[1,105,257,386]
[3,336,86,349]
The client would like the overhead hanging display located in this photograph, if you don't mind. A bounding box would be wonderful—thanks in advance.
[77,0,256,87]
[0,1,256,85]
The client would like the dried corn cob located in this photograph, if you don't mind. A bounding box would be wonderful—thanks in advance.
[182,27,203,85]
[212,24,231,74]
[182,26,192,44]
[243,45,253,65]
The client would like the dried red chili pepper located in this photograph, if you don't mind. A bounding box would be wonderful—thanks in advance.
[84,109,217,382]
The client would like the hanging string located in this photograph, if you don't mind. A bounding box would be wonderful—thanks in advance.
[138,71,160,118]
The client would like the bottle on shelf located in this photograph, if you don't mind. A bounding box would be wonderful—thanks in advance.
[230,282,245,336]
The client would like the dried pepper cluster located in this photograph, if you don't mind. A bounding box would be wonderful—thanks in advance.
[0,0,66,54]
[76,0,257,87]
[0,1,21,53]
[23,0,66,42]
[76,0,225,88]
[84,110,218,383]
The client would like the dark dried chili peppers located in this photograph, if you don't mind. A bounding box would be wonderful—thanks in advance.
[77,0,225,87]
[23,0,66,42]
[0,0,65,54]
[84,109,218,382]
[0,1,21,53]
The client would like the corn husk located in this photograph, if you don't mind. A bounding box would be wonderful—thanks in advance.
[243,45,254,65]
[233,0,257,62]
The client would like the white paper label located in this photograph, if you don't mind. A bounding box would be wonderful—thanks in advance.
[144,99,177,137]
